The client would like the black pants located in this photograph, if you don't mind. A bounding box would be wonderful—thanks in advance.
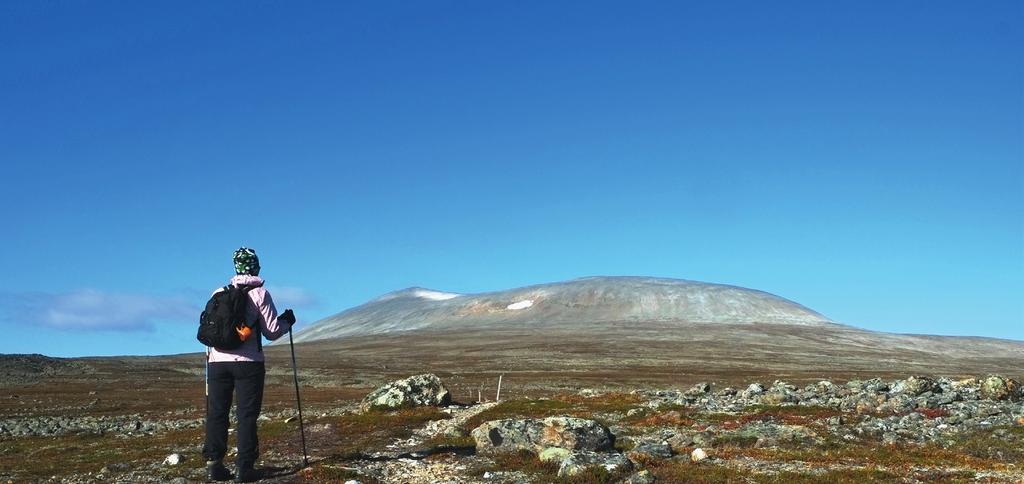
[203,361,266,469]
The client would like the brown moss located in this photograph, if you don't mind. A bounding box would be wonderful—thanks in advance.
[299,464,381,483]
[623,404,697,427]
[729,440,1002,470]
[952,425,1024,463]
[554,392,644,413]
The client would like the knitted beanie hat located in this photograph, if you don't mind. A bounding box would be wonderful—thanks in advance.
[233,247,260,275]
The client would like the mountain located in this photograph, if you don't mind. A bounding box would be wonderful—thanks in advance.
[290,276,837,343]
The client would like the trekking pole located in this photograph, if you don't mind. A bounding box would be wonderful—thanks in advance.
[204,347,209,418]
[288,328,309,468]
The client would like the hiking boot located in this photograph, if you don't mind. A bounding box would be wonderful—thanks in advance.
[206,460,232,481]
[234,466,260,483]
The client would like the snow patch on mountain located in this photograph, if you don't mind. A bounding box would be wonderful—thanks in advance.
[413,289,461,301]
[506,300,534,310]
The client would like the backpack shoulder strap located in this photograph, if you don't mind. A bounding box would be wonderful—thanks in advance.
[237,285,262,352]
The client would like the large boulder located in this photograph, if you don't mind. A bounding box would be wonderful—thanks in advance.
[359,374,451,412]
[471,417,614,454]
[980,375,1021,401]
[890,376,939,396]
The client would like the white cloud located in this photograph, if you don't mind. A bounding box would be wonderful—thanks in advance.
[1,289,197,332]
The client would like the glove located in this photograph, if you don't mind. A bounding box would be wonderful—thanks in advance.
[279,309,296,326]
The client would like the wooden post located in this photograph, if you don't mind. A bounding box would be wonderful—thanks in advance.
[496,374,503,402]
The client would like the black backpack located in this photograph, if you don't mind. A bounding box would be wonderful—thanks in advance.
[197,285,258,351]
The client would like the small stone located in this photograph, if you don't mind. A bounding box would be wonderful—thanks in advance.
[163,453,182,466]
[285,416,298,424]
[691,447,708,462]
[343,480,361,484]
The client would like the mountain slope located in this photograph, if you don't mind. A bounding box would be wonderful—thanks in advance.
[292,276,836,343]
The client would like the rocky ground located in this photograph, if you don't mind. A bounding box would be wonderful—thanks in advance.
[2,369,1022,483]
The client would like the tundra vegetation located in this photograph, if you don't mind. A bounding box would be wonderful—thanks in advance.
[1,357,1022,483]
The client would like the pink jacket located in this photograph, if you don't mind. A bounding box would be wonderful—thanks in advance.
[207,275,291,363]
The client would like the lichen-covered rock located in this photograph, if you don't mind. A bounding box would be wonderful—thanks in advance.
[980,375,1021,401]
[665,431,693,449]
[741,383,765,398]
[538,446,571,463]
[891,376,939,396]
[557,450,633,477]
[878,393,915,414]
[760,390,797,405]
[685,382,711,396]
[848,378,889,394]
[471,417,614,454]
[359,374,451,412]
[729,421,819,449]
[626,440,673,461]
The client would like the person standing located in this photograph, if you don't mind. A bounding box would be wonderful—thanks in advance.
[203,247,296,482]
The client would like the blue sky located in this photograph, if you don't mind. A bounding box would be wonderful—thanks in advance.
[1,1,1021,357]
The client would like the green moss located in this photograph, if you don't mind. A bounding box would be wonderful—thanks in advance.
[614,438,636,452]
[421,434,477,451]
[712,434,759,448]
[470,449,560,479]
[0,429,204,479]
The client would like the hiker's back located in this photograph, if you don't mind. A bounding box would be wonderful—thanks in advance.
[206,273,291,363]
[206,274,272,362]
